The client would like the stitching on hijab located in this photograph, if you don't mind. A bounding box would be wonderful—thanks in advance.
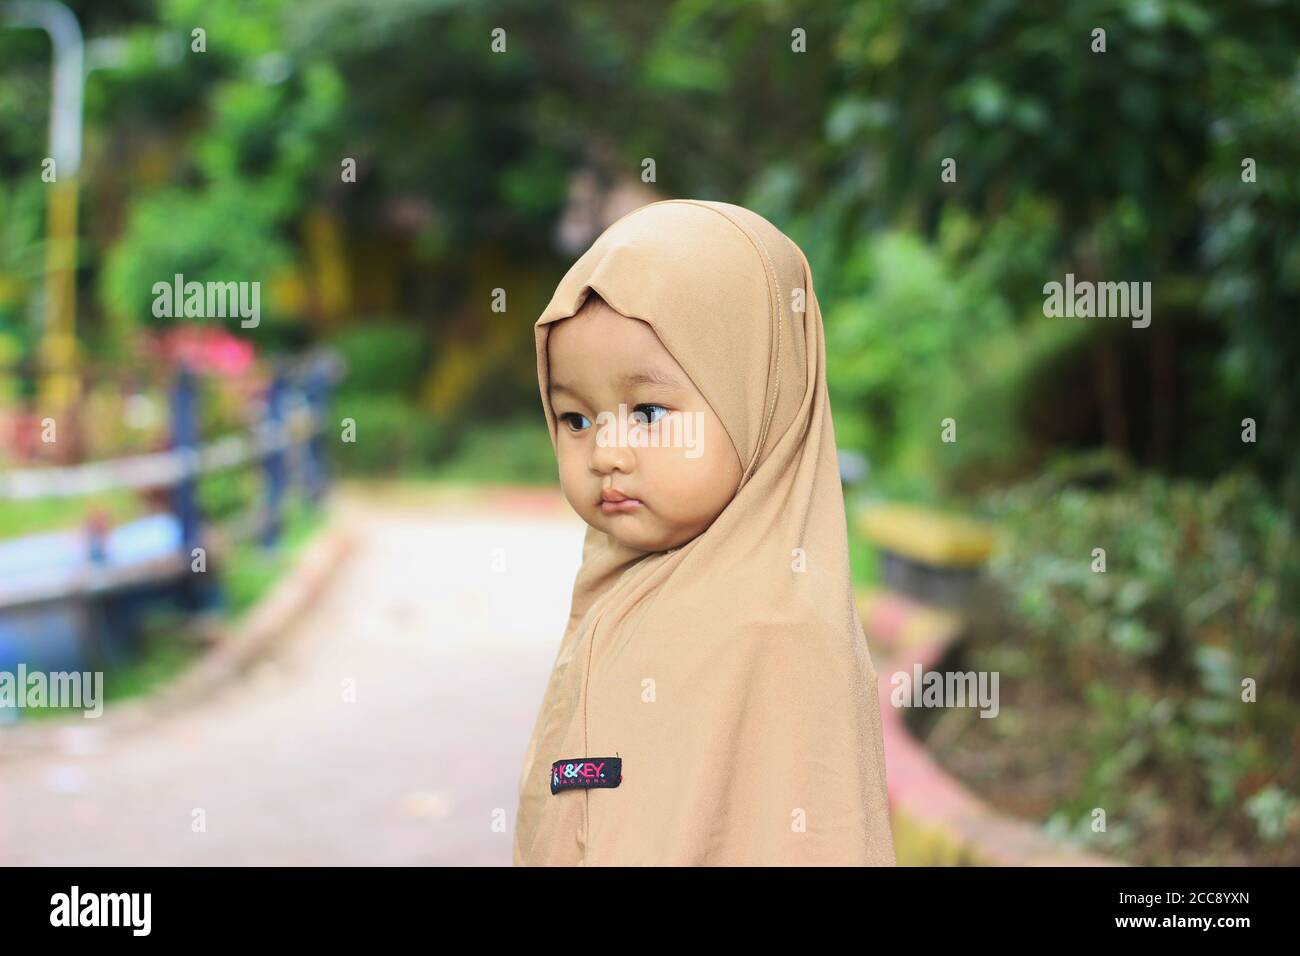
[670,200,783,485]
[750,233,782,484]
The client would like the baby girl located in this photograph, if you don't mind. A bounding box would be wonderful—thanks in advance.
[514,199,896,866]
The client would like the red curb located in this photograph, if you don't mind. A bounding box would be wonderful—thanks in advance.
[861,589,1126,867]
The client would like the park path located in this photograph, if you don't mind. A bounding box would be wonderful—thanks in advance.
[0,485,585,866]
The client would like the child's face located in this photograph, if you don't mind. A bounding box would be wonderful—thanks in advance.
[547,299,742,552]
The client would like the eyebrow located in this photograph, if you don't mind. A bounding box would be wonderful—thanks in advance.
[550,368,687,398]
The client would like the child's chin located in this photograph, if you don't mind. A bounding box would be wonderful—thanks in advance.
[599,520,671,553]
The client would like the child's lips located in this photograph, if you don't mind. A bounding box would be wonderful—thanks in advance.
[599,488,642,513]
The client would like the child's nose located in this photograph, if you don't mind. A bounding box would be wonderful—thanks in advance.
[590,436,635,475]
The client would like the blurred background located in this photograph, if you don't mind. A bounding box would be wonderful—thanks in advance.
[0,0,1296,866]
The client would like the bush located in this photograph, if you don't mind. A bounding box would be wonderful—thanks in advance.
[330,393,450,476]
[956,469,1300,862]
[197,468,260,523]
[424,416,557,486]
[824,227,1015,499]
[331,321,431,399]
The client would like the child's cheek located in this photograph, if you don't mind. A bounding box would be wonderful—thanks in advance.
[555,449,582,500]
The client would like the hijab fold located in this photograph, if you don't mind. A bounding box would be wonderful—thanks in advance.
[514,199,896,866]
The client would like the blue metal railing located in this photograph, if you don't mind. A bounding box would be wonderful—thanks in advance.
[0,348,344,673]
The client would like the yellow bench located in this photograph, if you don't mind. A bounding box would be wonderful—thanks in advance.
[857,503,994,569]
[856,503,995,609]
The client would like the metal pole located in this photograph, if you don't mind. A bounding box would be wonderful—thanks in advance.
[262,366,288,548]
[170,367,202,558]
[3,1,85,411]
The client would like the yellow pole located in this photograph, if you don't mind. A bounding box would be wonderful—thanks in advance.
[40,172,79,412]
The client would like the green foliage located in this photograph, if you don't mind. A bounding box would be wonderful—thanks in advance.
[99,182,289,329]
[331,393,451,476]
[830,0,1222,262]
[91,2,346,340]
[824,227,1014,498]
[814,0,1300,496]
[846,506,880,590]
[981,469,1299,854]
[1200,60,1300,493]
[221,498,323,617]
[5,0,1294,499]
[197,468,259,523]
[0,491,142,538]
[331,321,431,398]
[423,415,557,486]
[0,181,44,334]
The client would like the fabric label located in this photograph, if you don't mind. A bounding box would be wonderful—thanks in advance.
[550,757,622,795]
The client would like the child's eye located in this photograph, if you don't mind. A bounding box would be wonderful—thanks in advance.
[630,404,669,426]
[558,412,591,432]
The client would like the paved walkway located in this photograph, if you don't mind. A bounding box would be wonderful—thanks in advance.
[0,485,585,865]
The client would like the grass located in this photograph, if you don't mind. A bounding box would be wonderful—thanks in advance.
[100,623,203,704]
[0,489,144,538]
[221,500,325,617]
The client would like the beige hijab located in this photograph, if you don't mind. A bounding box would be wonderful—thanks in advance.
[514,199,896,865]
